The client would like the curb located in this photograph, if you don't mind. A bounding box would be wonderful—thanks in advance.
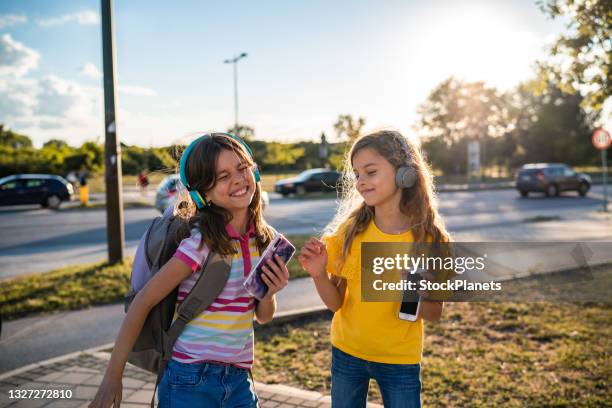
[0,342,114,381]
[252,383,383,407]
[436,182,514,192]
[254,305,331,328]
[0,307,333,380]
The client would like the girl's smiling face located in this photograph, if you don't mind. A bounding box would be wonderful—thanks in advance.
[352,147,400,207]
[205,148,256,213]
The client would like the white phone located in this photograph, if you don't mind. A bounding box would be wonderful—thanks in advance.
[398,298,420,321]
[398,267,424,321]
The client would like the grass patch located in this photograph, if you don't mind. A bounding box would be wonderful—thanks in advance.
[260,172,300,194]
[284,234,311,280]
[0,259,133,320]
[0,234,311,320]
[60,200,154,211]
[254,301,612,407]
[89,173,170,194]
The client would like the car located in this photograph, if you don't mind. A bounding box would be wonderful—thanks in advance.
[155,175,181,213]
[515,163,591,198]
[0,174,74,209]
[274,169,342,197]
[155,174,270,213]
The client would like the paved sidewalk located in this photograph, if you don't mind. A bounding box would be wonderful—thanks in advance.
[0,349,382,408]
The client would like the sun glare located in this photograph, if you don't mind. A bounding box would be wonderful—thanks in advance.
[414,8,545,90]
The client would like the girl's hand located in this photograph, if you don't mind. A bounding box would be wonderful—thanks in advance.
[88,375,122,408]
[416,269,444,322]
[261,254,289,301]
[416,270,440,300]
[298,238,328,279]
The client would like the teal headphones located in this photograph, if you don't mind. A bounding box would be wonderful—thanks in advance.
[179,132,260,209]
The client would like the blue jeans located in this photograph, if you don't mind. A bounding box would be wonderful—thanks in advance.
[158,359,258,408]
[331,346,421,408]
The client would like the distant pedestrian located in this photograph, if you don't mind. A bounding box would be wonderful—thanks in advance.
[78,171,89,206]
[137,171,149,195]
[79,172,88,187]
[90,133,288,408]
[299,130,452,408]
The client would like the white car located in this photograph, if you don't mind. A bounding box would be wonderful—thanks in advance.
[155,175,269,213]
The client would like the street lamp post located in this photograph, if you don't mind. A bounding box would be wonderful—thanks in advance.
[224,52,248,133]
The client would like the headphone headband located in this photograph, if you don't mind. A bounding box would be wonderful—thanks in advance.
[179,132,260,209]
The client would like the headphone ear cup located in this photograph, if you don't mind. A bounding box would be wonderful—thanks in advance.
[396,166,417,189]
[253,164,261,182]
[189,190,206,209]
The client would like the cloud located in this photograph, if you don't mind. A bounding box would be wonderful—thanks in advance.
[36,11,99,27]
[81,62,102,79]
[0,14,27,28]
[0,33,40,77]
[0,77,37,119]
[6,74,103,146]
[119,85,157,96]
[36,74,100,118]
[0,34,105,146]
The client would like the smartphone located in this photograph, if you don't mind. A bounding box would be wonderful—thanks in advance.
[398,268,423,322]
[398,298,420,322]
[243,233,296,299]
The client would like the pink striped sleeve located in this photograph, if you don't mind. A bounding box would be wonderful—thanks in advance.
[174,232,208,272]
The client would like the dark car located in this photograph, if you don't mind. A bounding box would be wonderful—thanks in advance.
[515,163,591,198]
[0,174,74,209]
[275,168,341,197]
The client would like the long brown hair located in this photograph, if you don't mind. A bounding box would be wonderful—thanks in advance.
[324,130,451,271]
[175,134,275,255]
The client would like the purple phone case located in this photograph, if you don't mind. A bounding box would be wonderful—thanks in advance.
[243,234,296,299]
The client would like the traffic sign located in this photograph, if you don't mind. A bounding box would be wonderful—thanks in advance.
[592,128,611,150]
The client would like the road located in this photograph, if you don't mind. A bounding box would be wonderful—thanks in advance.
[0,186,607,279]
[1,186,610,374]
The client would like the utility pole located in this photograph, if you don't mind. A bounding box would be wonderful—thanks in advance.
[224,52,248,132]
[101,0,124,263]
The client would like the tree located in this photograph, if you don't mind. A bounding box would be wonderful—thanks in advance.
[418,77,512,143]
[227,124,255,141]
[536,0,611,112]
[510,80,595,166]
[334,114,366,143]
[263,143,305,169]
[0,124,32,149]
[79,141,104,171]
[64,141,105,173]
[417,78,515,174]
[43,139,69,150]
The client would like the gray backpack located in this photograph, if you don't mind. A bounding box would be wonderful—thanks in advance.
[125,213,232,406]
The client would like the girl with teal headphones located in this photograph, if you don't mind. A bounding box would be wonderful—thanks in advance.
[90,133,289,408]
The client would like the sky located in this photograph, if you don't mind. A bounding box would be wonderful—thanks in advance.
[0,0,571,148]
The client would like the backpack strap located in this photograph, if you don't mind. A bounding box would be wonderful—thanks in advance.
[165,251,232,348]
[149,251,232,407]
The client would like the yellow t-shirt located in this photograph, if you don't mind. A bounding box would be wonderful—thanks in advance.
[323,220,423,364]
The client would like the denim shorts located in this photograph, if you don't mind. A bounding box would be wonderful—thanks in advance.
[157,359,258,408]
[331,346,421,408]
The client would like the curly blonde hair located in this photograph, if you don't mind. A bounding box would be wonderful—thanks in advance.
[323,130,451,272]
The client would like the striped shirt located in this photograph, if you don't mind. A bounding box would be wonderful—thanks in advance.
[171,222,259,369]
